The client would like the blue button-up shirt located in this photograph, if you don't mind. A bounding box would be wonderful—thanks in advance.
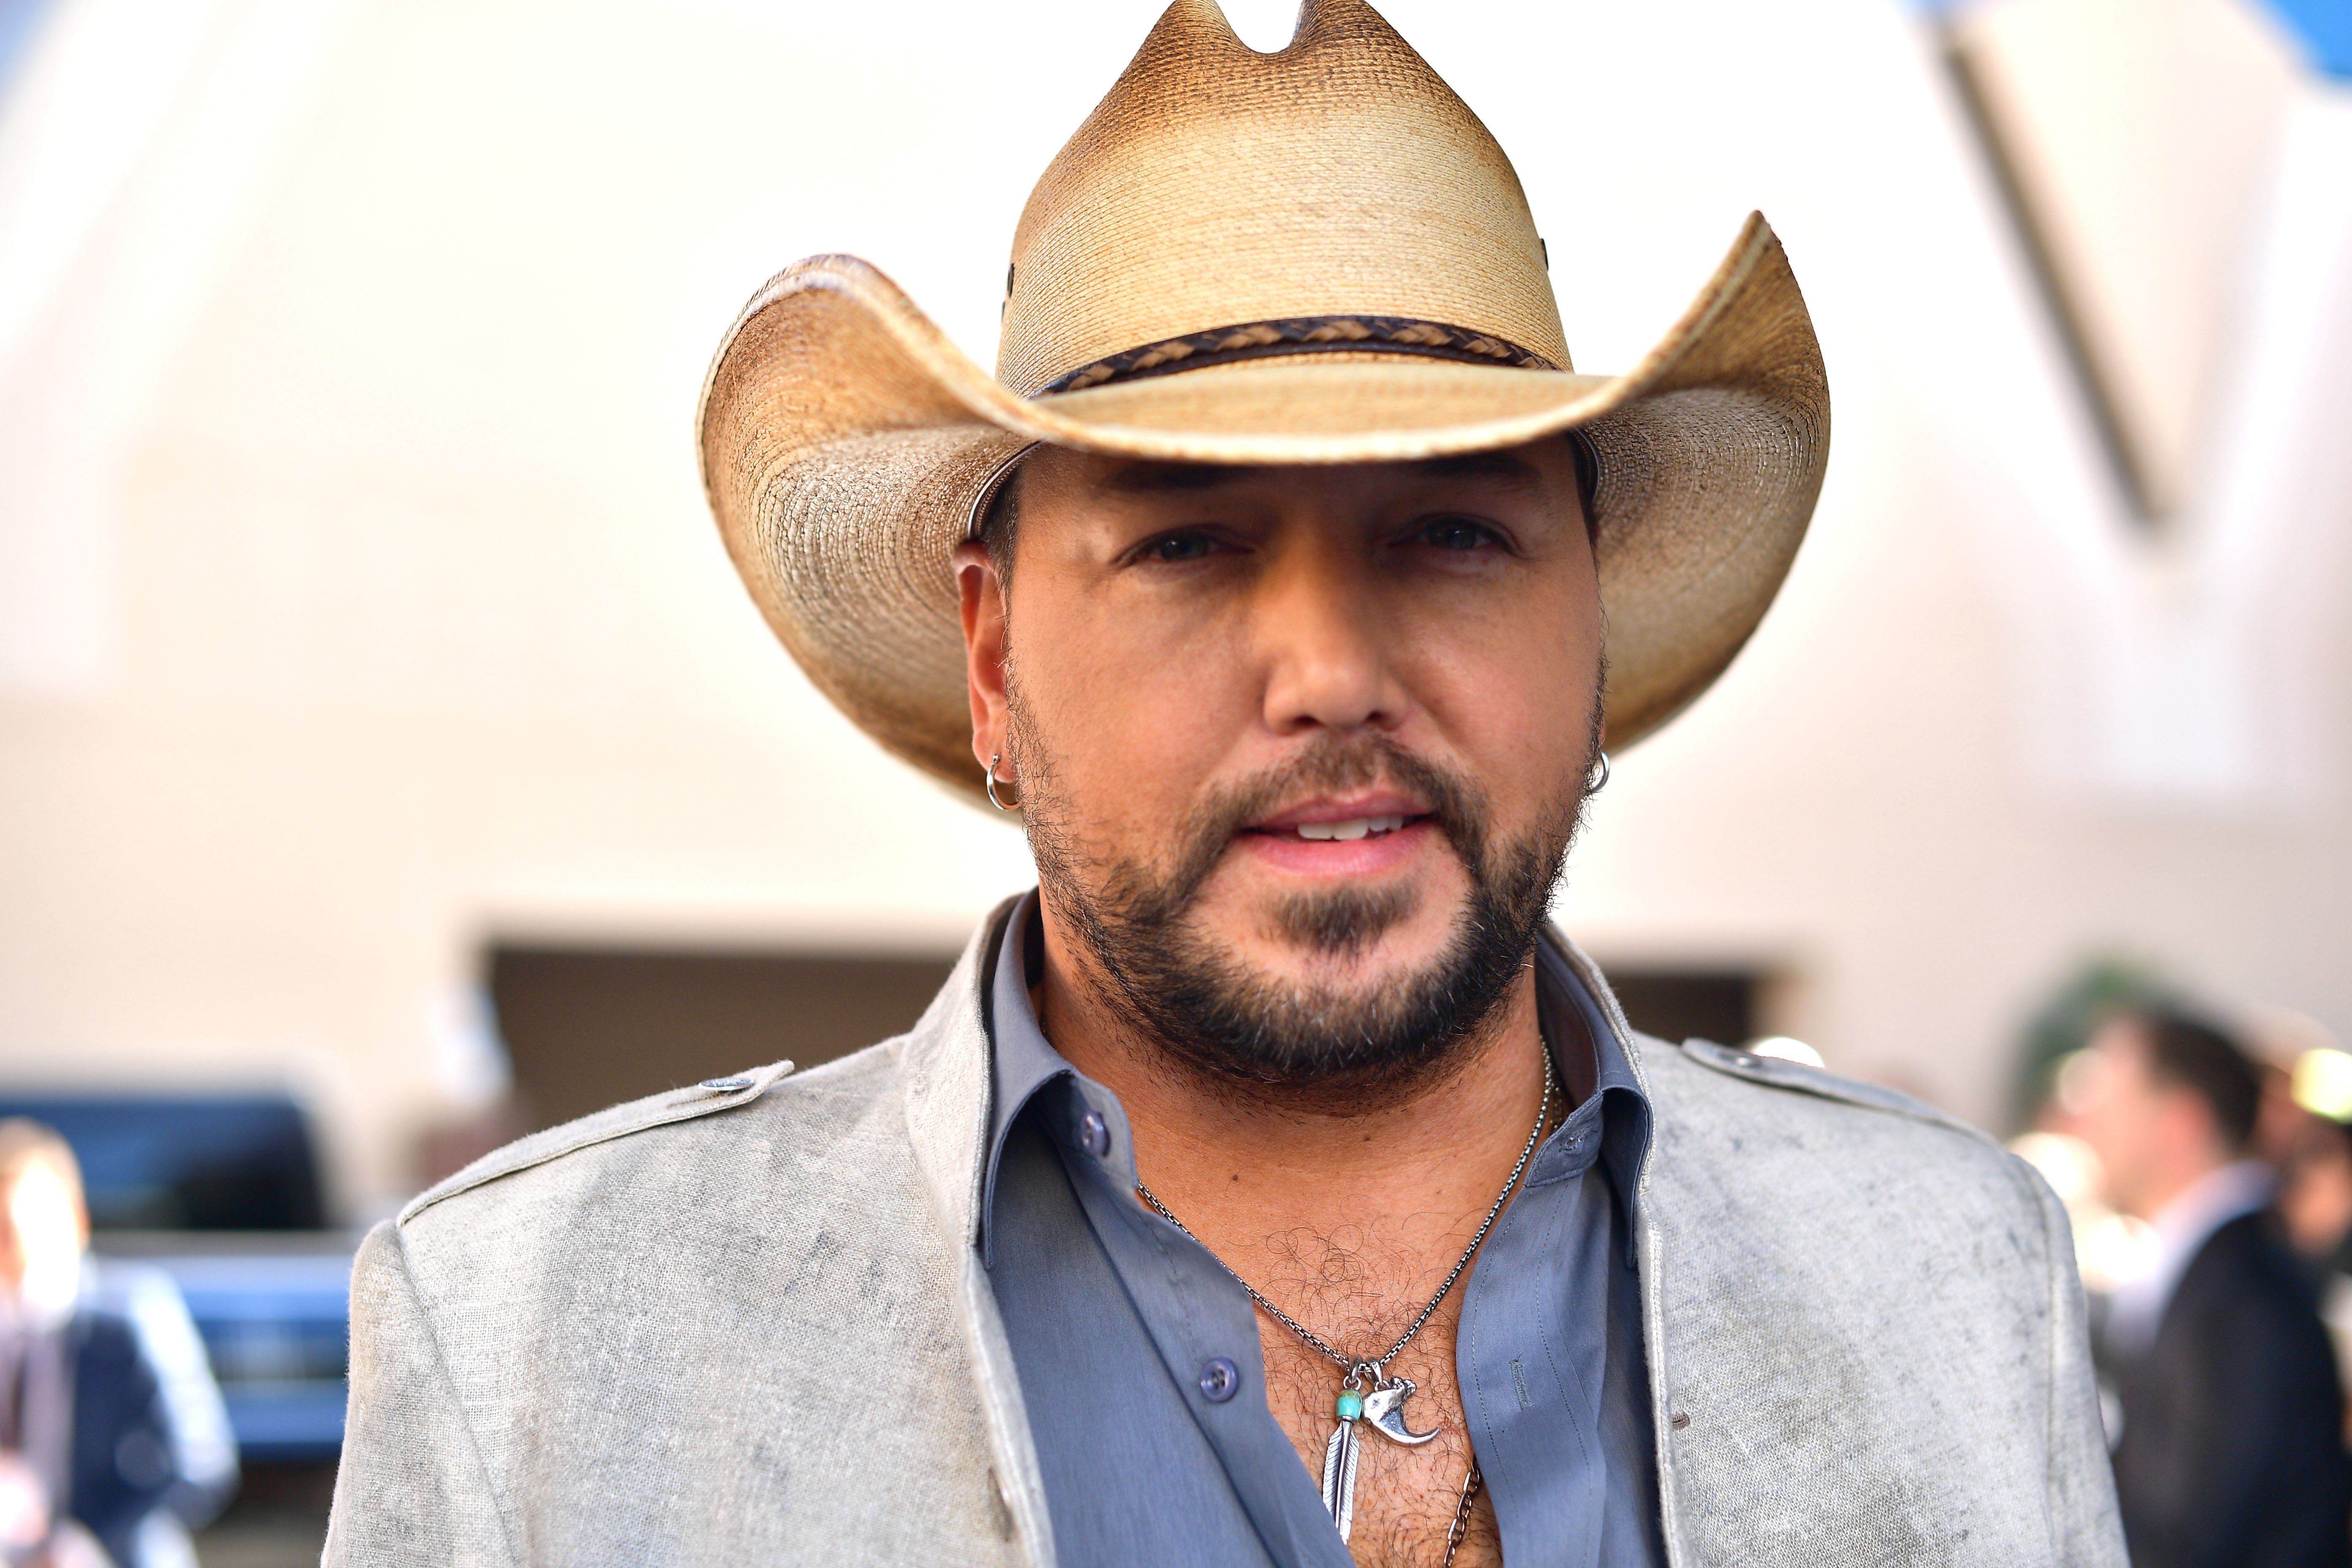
[983,896,1664,1566]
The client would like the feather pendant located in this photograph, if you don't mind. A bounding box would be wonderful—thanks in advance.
[1321,1414,1360,1541]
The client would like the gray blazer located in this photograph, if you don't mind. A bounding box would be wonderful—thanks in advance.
[324,909,2125,1566]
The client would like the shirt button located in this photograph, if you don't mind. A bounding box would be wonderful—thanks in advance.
[1075,1110,1111,1159]
[1199,1358,1240,1403]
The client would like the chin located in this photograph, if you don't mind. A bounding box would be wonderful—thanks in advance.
[1228,880,1437,959]
[1220,891,1465,1000]
[1263,922,1456,982]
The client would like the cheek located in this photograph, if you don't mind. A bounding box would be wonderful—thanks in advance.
[1404,587,1599,784]
[1011,586,1256,807]
[2102,1106,2149,1161]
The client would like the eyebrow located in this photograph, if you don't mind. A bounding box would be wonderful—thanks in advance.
[1098,450,1549,497]
[1409,450,1547,495]
[1100,463,1250,495]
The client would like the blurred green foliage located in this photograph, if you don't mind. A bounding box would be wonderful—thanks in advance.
[2010,956,2178,1134]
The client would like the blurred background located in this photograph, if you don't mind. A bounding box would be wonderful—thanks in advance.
[0,0,2346,1559]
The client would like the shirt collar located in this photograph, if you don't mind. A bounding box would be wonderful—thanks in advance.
[982,895,1081,1263]
[1530,931,1653,1244]
[980,890,1654,1260]
[2104,1157,2276,1353]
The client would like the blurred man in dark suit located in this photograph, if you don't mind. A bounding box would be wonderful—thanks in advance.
[0,1122,228,1568]
[2072,1007,2352,1568]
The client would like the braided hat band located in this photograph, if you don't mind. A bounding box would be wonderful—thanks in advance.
[1043,315,1558,395]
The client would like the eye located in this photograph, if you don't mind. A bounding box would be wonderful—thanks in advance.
[1416,517,1502,552]
[1141,531,1221,563]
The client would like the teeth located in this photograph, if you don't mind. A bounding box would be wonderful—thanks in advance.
[1294,814,1407,842]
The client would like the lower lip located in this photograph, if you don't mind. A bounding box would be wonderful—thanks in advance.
[1233,818,1440,878]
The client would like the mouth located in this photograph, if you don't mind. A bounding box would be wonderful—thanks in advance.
[1207,780,1462,904]
[1260,813,1414,843]
[1242,793,1434,847]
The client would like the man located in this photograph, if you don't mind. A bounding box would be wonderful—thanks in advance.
[327,3,2123,1564]
[2069,1010,2351,1568]
[0,1122,218,1568]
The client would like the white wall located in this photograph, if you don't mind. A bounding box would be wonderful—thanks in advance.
[0,0,2344,1214]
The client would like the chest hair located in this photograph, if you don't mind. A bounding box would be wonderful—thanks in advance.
[1248,1225,1501,1568]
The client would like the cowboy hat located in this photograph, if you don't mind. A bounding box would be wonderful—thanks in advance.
[698,0,1829,806]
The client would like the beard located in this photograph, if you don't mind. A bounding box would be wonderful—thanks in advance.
[1013,695,1602,1107]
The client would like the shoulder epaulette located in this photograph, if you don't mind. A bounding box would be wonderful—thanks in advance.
[398,1058,797,1224]
[1672,1036,2001,1150]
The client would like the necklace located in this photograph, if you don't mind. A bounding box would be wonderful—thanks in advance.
[1135,1051,1555,1544]
[1443,1460,1484,1568]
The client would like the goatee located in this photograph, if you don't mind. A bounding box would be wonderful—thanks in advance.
[1016,722,1596,1107]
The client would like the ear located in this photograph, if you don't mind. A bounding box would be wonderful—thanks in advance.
[956,539,1010,776]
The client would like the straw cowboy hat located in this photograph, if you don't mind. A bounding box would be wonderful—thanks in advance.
[698,0,1829,806]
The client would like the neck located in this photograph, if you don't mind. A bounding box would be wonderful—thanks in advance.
[2131,1148,2245,1225]
[1031,904,1554,1288]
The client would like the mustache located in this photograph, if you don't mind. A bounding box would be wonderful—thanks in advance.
[1147,734,1492,917]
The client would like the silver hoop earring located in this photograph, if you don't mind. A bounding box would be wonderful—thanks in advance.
[1586,751,1611,794]
[985,754,1020,812]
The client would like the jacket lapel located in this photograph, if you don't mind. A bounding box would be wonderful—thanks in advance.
[900,898,1017,1247]
[900,897,1057,1567]
[1542,927,1692,1565]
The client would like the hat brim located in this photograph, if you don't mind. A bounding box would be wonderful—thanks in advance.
[698,211,1828,806]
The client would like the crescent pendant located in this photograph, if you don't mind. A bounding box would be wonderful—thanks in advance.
[1361,1379,1441,1446]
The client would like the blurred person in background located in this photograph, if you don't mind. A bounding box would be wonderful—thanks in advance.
[0,1124,233,1568]
[2245,1009,2352,1275]
[2261,1029,2352,1429]
[75,1263,236,1568]
[2282,1115,2352,1273]
[2281,1112,2352,1429]
[2068,1010,2351,1567]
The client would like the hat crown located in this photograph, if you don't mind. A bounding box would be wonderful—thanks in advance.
[996,0,1569,398]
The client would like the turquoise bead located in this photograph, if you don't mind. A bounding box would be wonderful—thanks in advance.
[1335,1390,1364,1421]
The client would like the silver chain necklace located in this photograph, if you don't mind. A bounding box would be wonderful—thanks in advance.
[1135,1050,1555,1546]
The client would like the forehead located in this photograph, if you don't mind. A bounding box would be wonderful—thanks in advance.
[1,1159,77,1223]
[2088,1019,2158,1077]
[1014,439,1580,516]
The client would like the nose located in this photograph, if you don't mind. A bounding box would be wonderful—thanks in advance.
[1255,534,1404,737]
